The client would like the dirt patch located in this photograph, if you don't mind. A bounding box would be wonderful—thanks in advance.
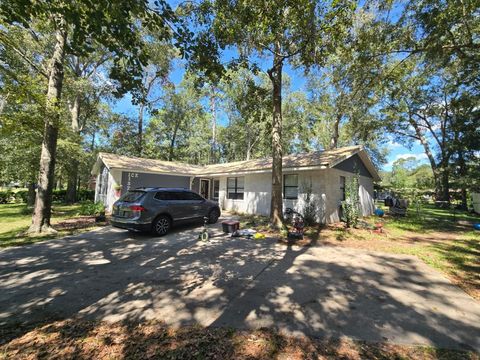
[53,217,106,231]
[1,319,477,360]
[287,224,480,301]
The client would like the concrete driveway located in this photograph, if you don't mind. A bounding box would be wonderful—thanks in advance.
[0,219,479,352]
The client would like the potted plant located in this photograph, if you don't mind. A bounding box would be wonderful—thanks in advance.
[114,184,122,198]
[95,202,106,222]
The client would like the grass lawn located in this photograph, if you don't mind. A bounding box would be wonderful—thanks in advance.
[0,203,104,248]
[239,203,480,300]
[0,319,477,360]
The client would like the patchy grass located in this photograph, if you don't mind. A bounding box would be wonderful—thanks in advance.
[0,319,477,360]
[318,204,480,299]
[0,203,105,248]
[235,204,480,299]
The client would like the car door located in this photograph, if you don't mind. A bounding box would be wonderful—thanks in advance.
[154,191,186,222]
[182,191,206,219]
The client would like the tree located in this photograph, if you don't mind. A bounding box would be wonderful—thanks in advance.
[0,0,181,233]
[382,57,478,202]
[0,24,48,204]
[131,36,174,156]
[192,0,356,227]
[63,51,112,203]
[218,68,270,161]
[143,74,210,164]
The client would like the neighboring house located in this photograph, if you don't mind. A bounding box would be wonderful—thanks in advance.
[91,145,381,224]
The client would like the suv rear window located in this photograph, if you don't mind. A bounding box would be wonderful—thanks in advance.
[119,190,145,202]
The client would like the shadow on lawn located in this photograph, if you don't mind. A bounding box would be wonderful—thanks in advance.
[386,204,479,234]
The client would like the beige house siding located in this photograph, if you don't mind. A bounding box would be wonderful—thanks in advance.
[217,169,375,224]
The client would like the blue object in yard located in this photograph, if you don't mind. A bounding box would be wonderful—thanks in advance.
[374,208,385,217]
[474,223,480,231]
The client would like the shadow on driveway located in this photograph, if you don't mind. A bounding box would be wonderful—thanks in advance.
[0,219,479,352]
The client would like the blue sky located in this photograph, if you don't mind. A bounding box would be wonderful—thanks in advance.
[112,48,428,172]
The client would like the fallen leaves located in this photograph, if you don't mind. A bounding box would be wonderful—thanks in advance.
[0,319,477,360]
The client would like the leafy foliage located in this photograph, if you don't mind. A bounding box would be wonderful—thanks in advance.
[78,200,105,216]
[341,174,360,228]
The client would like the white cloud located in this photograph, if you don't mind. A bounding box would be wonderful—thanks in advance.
[385,153,428,168]
[386,139,403,149]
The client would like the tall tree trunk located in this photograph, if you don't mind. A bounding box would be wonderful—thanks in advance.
[437,161,450,202]
[210,86,217,164]
[28,19,66,234]
[458,151,468,209]
[27,181,36,207]
[329,113,341,149]
[90,127,96,151]
[168,121,180,161]
[137,103,145,156]
[268,54,284,228]
[66,94,81,203]
[408,116,447,201]
[0,94,6,115]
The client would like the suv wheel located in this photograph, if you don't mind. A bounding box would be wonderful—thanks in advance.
[208,208,220,224]
[152,215,171,236]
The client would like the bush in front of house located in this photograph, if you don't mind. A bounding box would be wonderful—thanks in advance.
[78,200,105,216]
[51,189,94,203]
[301,181,318,226]
[77,189,95,201]
[341,174,360,228]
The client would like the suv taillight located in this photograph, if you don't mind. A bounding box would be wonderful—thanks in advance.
[129,205,146,212]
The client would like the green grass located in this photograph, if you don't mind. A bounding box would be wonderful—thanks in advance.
[377,202,479,233]
[0,203,100,248]
[234,203,480,298]
[342,203,480,298]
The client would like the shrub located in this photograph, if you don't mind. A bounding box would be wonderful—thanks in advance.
[77,189,95,201]
[52,189,67,202]
[341,174,360,228]
[301,181,318,226]
[0,190,13,204]
[14,190,29,203]
[78,200,105,216]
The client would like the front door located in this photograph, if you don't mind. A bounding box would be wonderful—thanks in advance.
[200,179,210,199]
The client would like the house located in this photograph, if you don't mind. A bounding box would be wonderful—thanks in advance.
[91,145,381,223]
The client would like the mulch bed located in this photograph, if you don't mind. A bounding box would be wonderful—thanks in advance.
[53,217,104,231]
[0,319,477,360]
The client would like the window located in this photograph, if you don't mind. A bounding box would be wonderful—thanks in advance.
[154,191,175,201]
[340,176,346,201]
[120,191,146,202]
[283,174,298,199]
[213,179,220,200]
[184,191,204,201]
[227,177,244,200]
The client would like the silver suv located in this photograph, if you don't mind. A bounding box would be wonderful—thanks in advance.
[111,187,221,236]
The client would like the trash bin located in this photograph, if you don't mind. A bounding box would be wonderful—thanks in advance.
[222,220,240,233]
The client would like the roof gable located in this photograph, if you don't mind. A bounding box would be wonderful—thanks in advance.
[333,153,375,178]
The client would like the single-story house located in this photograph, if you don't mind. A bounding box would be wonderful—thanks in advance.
[91,145,381,223]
